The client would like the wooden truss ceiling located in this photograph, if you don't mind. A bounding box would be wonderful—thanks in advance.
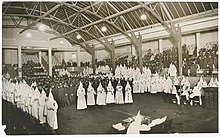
[2,1,218,47]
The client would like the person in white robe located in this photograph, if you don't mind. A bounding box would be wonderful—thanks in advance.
[106,81,115,104]
[77,82,87,110]
[32,87,40,119]
[208,77,214,87]
[44,90,58,130]
[181,77,190,101]
[126,111,151,134]
[125,81,133,104]
[39,89,47,124]
[115,81,124,104]
[139,75,146,93]
[213,78,218,87]
[189,85,202,106]
[164,76,172,94]
[144,77,151,93]
[168,63,177,77]
[133,78,140,93]
[96,82,106,106]
[87,82,96,106]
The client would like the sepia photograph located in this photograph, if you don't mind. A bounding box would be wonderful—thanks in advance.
[1,0,219,136]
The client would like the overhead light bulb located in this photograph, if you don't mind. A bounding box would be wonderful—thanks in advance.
[38,23,46,32]
[76,34,81,39]
[60,41,64,44]
[101,26,107,32]
[25,32,32,38]
[140,14,147,20]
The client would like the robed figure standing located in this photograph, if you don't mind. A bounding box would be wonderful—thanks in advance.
[106,81,115,104]
[115,81,124,104]
[44,90,58,130]
[77,82,87,110]
[87,82,96,106]
[96,82,106,106]
[125,81,133,104]
[38,89,47,124]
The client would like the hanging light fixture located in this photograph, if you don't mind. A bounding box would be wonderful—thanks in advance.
[76,34,81,39]
[37,23,47,32]
[140,14,147,20]
[59,41,64,44]
[25,32,32,38]
[101,26,107,32]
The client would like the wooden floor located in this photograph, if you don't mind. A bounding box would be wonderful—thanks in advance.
[2,92,218,135]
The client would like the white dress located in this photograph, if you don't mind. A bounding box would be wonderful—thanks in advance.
[44,99,58,130]
[115,86,124,104]
[106,86,115,104]
[87,86,96,106]
[77,87,87,110]
[125,83,133,103]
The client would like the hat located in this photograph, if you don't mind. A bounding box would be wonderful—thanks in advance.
[48,89,54,100]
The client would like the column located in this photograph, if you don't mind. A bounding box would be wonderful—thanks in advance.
[158,39,163,66]
[48,47,52,76]
[158,39,163,53]
[18,46,22,78]
[38,51,42,64]
[111,42,116,74]
[138,33,143,73]
[76,46,80,67]
[91,45,96,74]
[177,25,182,76]
[196,32,201,56]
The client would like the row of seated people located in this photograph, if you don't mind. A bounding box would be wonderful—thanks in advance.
[22,61,47,76]
[2,78,58,130]
[81,43,218,76]
[13,63,218,110]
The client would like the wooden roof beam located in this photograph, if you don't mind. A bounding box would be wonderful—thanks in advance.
[140,2,178,41]
[19,3,61,34]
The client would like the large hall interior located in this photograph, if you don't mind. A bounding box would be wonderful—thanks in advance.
[1,1,219,135]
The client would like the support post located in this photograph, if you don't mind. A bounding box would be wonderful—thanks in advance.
[111,40,116,74]
[158,39,163,66]
[76,46,81,67]
[91,45,96,75]
[196,32,201,57]
[18,46,22,78]
[158,39,163,53]
[48,47,52,76]
[138,33,143,73]
[176,24,182,76]
[38,51,42,64]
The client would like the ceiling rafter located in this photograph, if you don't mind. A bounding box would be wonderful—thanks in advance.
[160,2,173,20]
[3,13,72,28]
[178,2,186,16]
[80,29,112,53]
[65,36,93,55]
[10,16,18,26]
[63,7,71,24]
[193,2,199,13]
[50,1,145,53]
[51,2,101,27]
[22,3,30,15]
[140,2,179,41]
[49,3,148,40]
[3,2,11,14]
[201,2,207,11]
[171,2,180,18]
[107,2,133,30]
[18,3,62,34]
[186,2,193,15]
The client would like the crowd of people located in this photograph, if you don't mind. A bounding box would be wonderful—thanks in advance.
[2,63,219,130]
[22,61,47,76]
[2,77,58,130]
